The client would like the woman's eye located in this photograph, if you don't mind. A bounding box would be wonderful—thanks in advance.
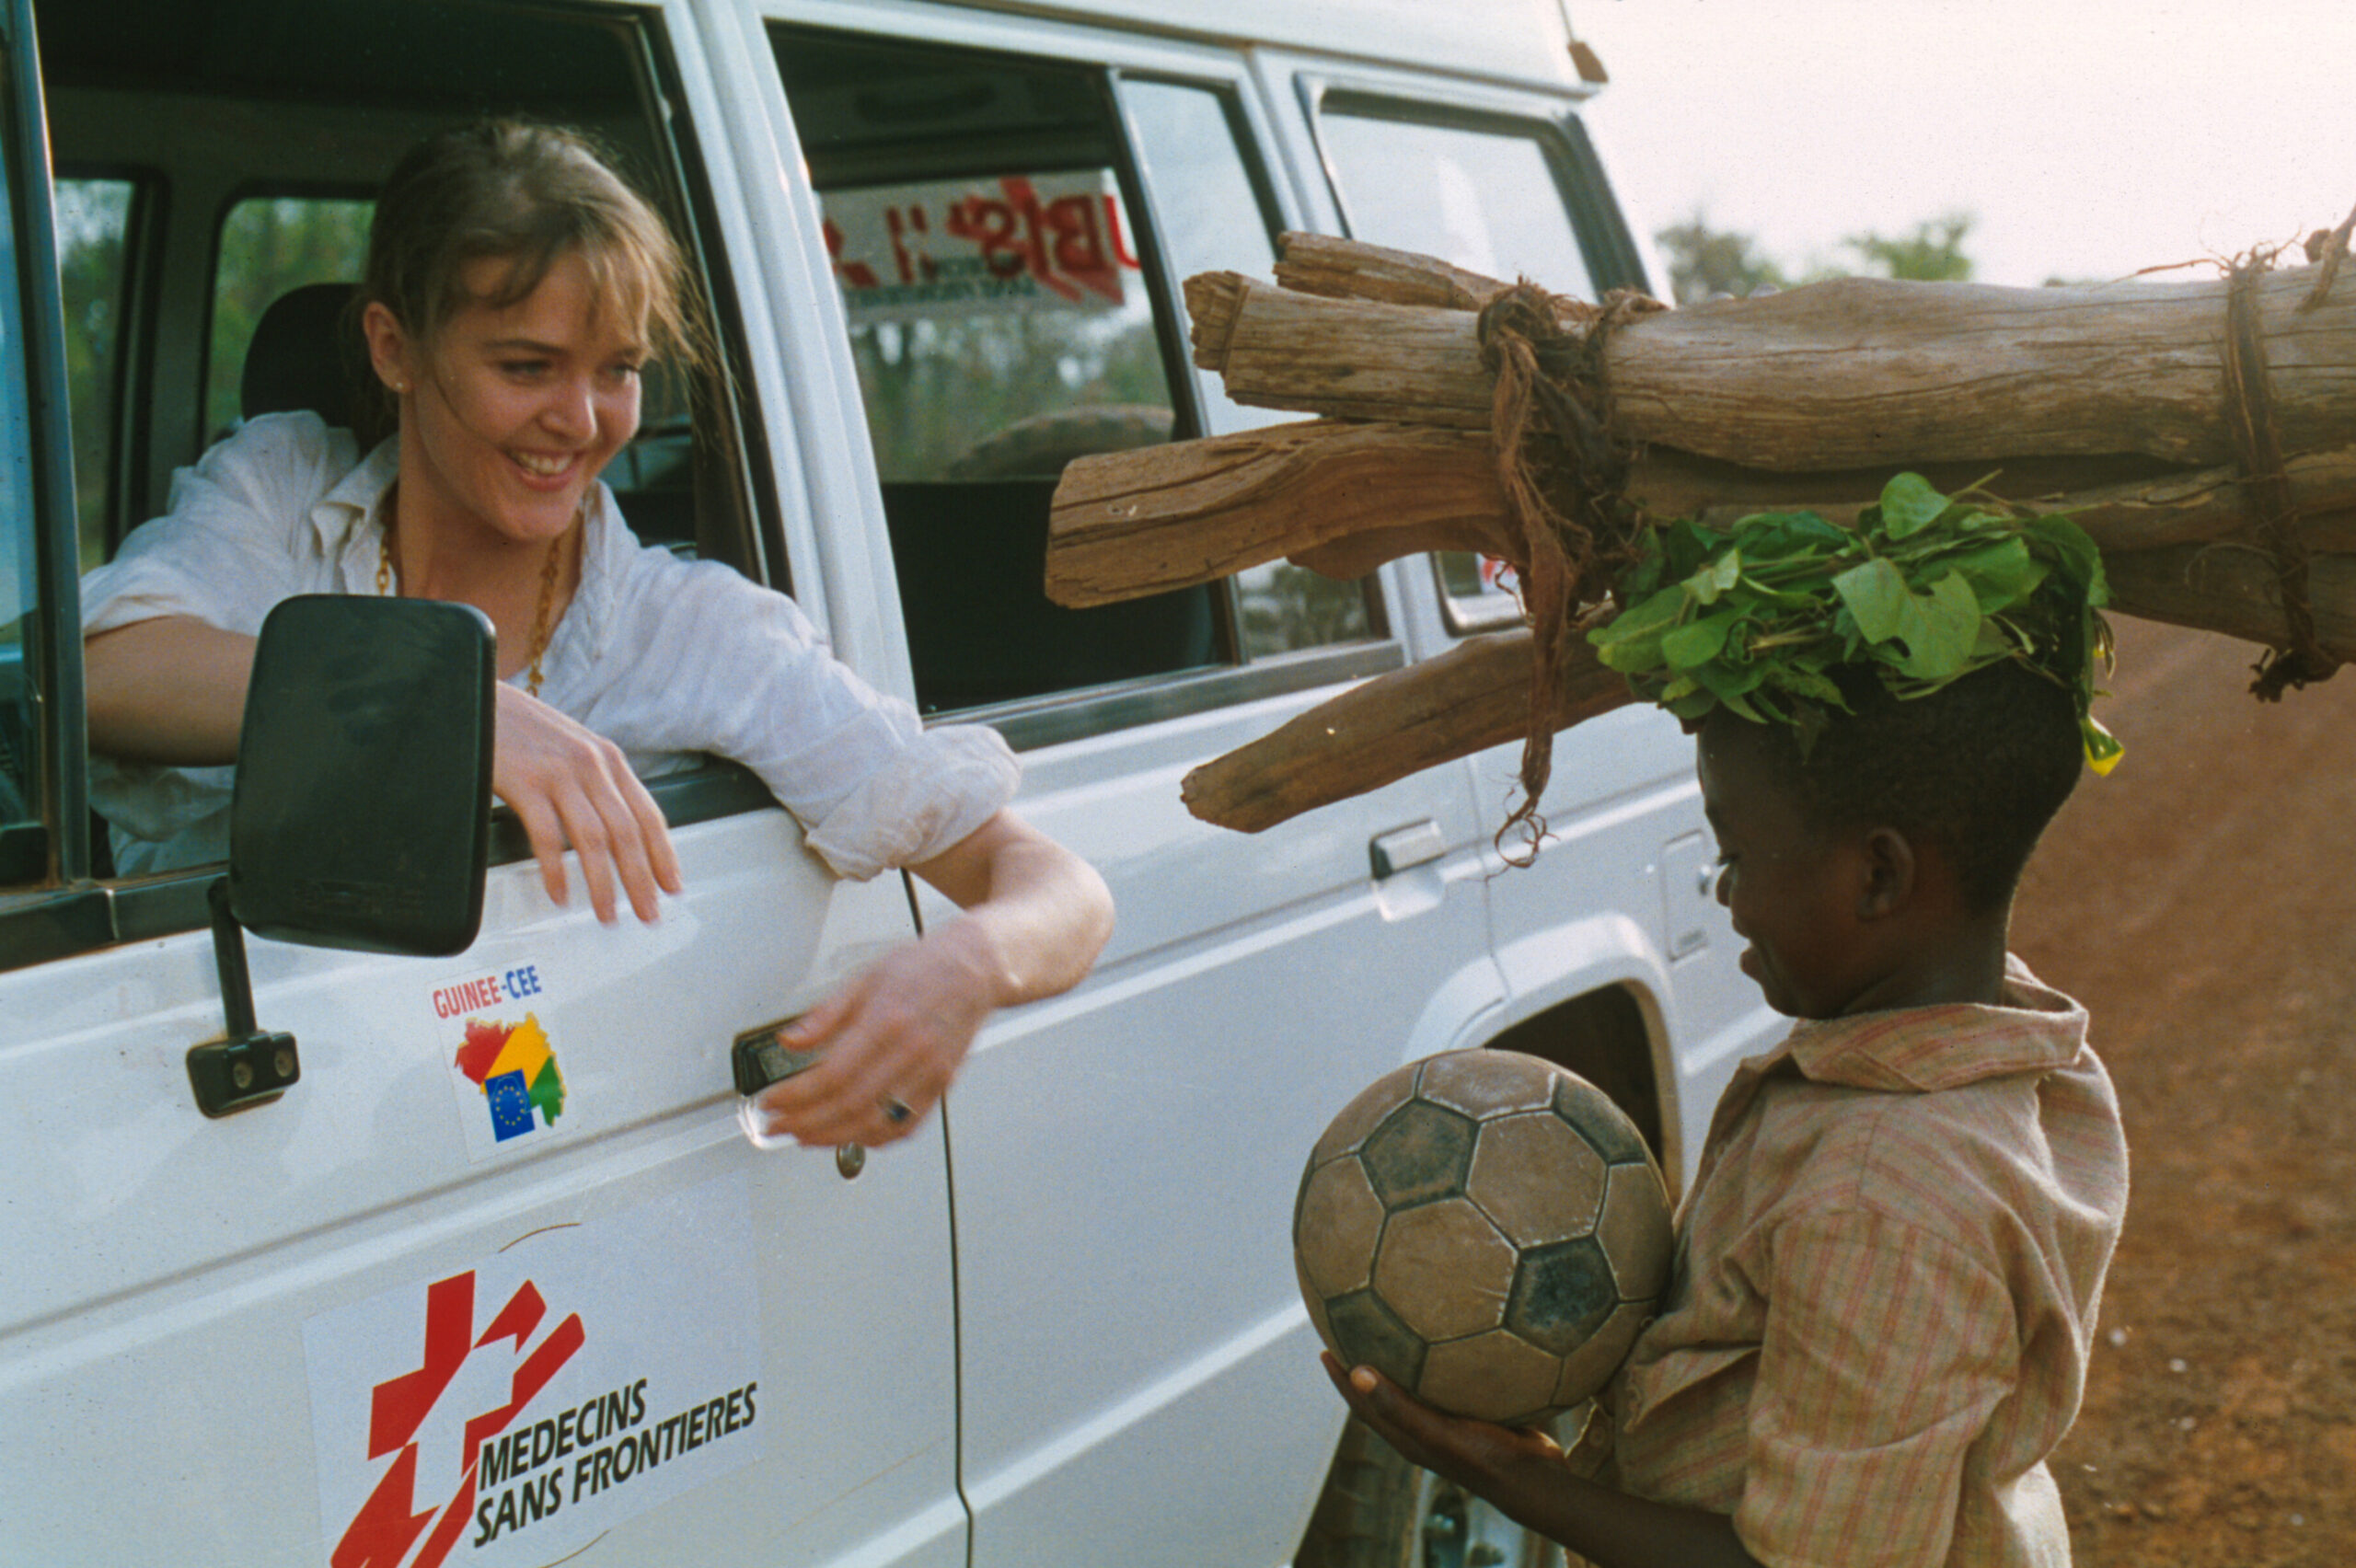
[500,360,549,380]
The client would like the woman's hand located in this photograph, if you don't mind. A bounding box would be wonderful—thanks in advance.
[748,919,1000,1147]
[493,682,682,924]
[748,809,1114,1147]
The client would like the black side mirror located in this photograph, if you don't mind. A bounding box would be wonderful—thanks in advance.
[191,595,494,1117]
[230,594,495,954]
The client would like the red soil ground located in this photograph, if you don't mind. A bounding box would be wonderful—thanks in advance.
[2012,619,2356,1565]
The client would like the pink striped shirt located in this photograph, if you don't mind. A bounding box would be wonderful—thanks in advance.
[1612,959,2128,1566]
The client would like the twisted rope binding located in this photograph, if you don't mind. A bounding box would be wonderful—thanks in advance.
[1475,282,1661,859]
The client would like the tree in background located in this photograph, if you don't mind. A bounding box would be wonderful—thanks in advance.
[1656,209,1978,301]
[1653,212,1789,304]
[1844,212,1975,282]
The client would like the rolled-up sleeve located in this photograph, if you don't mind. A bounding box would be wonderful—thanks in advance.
[1738,1212,2018,1568]
[589,552,1019,882]
[80,411,354,636]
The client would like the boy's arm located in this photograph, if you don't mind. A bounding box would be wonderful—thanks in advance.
[1323,1357,1765,1568]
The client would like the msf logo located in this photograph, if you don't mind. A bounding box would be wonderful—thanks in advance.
[332,1271,584,1568]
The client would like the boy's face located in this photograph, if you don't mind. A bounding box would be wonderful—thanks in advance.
[1696,721,1877,1020]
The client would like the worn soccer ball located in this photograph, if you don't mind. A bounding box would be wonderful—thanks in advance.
[1293,1049,1674,1426]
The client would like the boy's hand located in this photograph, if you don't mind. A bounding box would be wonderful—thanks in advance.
[1319,1353,1565,1501]
[1322,1353,1767,1568]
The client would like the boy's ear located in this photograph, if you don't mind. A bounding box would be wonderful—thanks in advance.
[1855,826,1918,921]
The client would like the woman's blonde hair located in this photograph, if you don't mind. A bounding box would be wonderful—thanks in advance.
[357,119,710,440]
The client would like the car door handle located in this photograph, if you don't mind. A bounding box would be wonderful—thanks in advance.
[1369,820,1446,879]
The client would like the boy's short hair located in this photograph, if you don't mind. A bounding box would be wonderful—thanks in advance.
[1719,659,2085,911]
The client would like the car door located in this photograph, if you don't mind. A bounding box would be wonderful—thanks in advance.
[747,13,1511,1562]
[0,3,963,1564]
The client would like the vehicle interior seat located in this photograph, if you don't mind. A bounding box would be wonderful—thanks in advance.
[879,478,1216,713]
[240,282,370,435]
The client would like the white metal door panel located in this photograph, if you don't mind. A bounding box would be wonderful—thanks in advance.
[0,812,964,1568]
[936,698,1502,1566]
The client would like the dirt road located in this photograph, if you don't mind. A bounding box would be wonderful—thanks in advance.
[2009,619,2356,1565]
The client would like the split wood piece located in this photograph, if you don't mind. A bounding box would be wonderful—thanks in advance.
[1177,541,2356,833]
[1271,231,1510,309]
[1187,265,2356,472]
[1646,447,2356,553]
[1046,421,1506,606]
[1179,630,1635,834]
[1186,272,1495,429]
[1046,414,2356,607]
[2106,544,2356,663]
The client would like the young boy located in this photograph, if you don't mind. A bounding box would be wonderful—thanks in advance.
[1325,654,2130,1567]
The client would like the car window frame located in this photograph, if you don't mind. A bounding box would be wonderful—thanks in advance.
[0,0,106,959]
[4,0,787,963]
[763,20,1406,753]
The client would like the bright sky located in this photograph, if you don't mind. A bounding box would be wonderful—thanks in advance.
[1568,0,2356,288]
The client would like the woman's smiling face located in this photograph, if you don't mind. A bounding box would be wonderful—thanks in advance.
[372,248,645,548]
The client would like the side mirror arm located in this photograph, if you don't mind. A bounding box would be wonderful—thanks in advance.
[188,876,300,1117]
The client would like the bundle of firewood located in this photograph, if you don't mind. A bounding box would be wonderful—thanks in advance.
[1045,231,2356,834]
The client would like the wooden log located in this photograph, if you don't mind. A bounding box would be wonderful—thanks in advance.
[1047,411,2356,608]
[1185,273,1495,428]
[2105,545,2356,662]
[1271,231,1508,309]
[1180,631,1635,834]
[1614,270,2356,471]
[1178,543,2356,832]
[1046,421,1506,606]
[1186,260,2356,472]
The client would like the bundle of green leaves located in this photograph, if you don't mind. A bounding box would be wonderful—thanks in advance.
[1588,472,2123,772]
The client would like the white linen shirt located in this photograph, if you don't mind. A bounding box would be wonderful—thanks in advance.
[81,411,1019,881]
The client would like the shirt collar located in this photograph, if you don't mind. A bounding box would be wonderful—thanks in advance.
[1759,957,2089,1096]
[313,436,400,574]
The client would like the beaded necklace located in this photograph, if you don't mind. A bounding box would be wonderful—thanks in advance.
[375,485,575,698]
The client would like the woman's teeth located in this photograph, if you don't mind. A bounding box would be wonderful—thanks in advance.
[513,451,571,477]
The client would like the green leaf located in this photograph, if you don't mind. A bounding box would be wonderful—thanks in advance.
[1691,656,1768,701]
[2027,515,2108,605]
[1690,549,1745,605]
[1761,662,1848,708]
[1890,571,1984,680]
[1878,472,1952,539]
[1730,511,1851,560]
[1832,557,1911,642]
[1660,609,1739,666]
[1588,585,1688,670]
[1941,538,2048,613]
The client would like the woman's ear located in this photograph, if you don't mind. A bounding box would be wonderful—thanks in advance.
[1855,826,1918,921]
[361,301,415,397]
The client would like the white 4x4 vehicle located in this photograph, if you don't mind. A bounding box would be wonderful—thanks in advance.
[0,1,1776,1562]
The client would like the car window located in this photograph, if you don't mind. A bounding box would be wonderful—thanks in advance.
[34,0,768,915]
[823,165,1164,485]
[776,28,1384,720]
[204,194,372,444]
[1122,77,1372,660]
[1317,100,1600,633]
[55,176,133,571]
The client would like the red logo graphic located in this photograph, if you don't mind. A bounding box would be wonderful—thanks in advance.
[331,1271,584,1568]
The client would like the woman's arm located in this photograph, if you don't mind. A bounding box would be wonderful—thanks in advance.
[1325,1360,1764,1568]
[749,809,1114,1147]
[84,615,680,924]
[86,617,252,765]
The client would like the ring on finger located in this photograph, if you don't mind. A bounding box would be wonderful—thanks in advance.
[880,1094,914,1126]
